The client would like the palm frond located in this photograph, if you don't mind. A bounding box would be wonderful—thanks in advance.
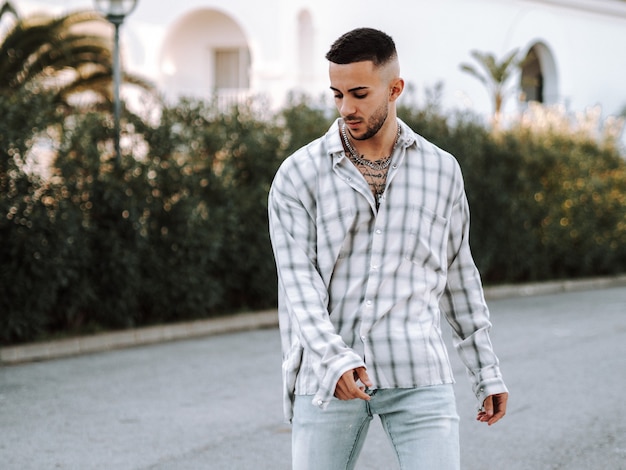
[0,1,18,20]
[460,48,522,119]
[459,63,487,86]
[1,8,152,107]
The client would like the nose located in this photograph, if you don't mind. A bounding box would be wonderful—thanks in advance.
[339,96,356,117]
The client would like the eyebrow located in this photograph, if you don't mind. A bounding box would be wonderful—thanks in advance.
[330,86,370,93]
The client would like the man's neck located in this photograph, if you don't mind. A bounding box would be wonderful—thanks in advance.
[347,117,399,160]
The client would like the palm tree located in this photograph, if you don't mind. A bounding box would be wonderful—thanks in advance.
[460,49,521,124]
[0,3,152,111]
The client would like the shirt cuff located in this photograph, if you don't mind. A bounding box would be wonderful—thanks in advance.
[474,375,509,405]
[312,352,365,410]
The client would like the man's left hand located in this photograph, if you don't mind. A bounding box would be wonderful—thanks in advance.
[476,392,508,426]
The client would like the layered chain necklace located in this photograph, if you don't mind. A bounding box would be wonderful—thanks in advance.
[341,122,401,207]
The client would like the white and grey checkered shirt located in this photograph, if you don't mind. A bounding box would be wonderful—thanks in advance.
[269,118,508,421]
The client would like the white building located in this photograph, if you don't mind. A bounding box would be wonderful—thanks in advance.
[15,0,626,120]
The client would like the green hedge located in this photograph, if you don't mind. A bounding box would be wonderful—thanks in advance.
[1,95,291,343]
[398,103,626,283]
[1,92,625,344]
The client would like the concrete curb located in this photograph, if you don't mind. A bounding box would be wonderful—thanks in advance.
[481,273,626,300]
[2,275,626,365]
[0,310,278,366]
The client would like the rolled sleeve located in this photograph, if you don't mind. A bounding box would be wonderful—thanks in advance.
[441,189,508,404]
[269,159,364,418]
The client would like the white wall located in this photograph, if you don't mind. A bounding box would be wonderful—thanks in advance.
[13,0,626,120]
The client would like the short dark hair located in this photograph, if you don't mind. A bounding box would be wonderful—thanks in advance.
[325,28,397,66]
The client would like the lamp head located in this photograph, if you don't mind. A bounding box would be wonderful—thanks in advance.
[94,0,138,23]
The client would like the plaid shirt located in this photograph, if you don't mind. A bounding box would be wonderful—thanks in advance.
[269,118,508,421]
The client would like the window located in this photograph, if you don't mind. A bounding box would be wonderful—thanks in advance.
[214,48,250,90]
[521,47,543,103]
[520,42,558,105]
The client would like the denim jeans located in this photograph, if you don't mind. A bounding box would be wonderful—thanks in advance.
[292,384,460,470]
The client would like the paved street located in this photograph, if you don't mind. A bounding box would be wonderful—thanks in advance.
[1,286,625,469]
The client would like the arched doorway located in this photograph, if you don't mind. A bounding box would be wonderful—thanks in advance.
[520,42,558,105]
[159,8,251,106]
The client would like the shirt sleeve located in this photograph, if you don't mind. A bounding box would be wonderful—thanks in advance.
[440,180,509,406]
[268,159,365,410]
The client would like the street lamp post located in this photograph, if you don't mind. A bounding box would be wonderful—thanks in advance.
[93,0,138,166]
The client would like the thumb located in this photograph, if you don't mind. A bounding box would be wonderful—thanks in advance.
[482,395,494,416]
[355,367,372,387]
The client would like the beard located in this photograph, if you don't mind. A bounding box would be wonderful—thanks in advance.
[347,100,389,141]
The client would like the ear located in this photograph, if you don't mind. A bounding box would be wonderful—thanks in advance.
[389,77,404,102]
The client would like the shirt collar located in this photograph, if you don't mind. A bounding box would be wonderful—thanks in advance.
[325,117,418,160]
[326,118,345,159]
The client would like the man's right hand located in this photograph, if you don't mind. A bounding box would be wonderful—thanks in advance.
[334,367,373,401]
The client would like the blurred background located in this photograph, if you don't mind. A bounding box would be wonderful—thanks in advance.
[1,0,625,346]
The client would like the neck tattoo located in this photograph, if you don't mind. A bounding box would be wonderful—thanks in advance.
[341,121,401,208]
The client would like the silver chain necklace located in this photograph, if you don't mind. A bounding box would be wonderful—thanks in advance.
[341,122,401,170]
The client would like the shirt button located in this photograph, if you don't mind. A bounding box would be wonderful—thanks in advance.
[366,300,372,306]
[317,400,323,406]
[361,335,366,342]
[375,229,382,234]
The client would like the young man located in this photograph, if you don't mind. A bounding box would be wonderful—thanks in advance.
[268,27,508,470]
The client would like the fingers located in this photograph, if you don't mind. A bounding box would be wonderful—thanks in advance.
[354,367,372,388]
[476,392,508,426]
[476,395,494,424]
[334,368,371,401]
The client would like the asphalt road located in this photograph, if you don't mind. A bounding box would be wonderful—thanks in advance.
[1,286,625,469]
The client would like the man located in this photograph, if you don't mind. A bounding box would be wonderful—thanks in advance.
[268,27,508,470]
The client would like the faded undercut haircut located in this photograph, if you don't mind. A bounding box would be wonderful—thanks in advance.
[325,28,397,67]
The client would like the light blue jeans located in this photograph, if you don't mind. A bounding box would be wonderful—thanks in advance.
[292,385,460,470]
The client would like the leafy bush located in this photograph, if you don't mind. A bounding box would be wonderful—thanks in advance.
[400,101,626,283]
[279,92,335,155]
[1,93,625,344]
[489,113,626,281]
[0,89,67,340]
[1,96,288,343]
